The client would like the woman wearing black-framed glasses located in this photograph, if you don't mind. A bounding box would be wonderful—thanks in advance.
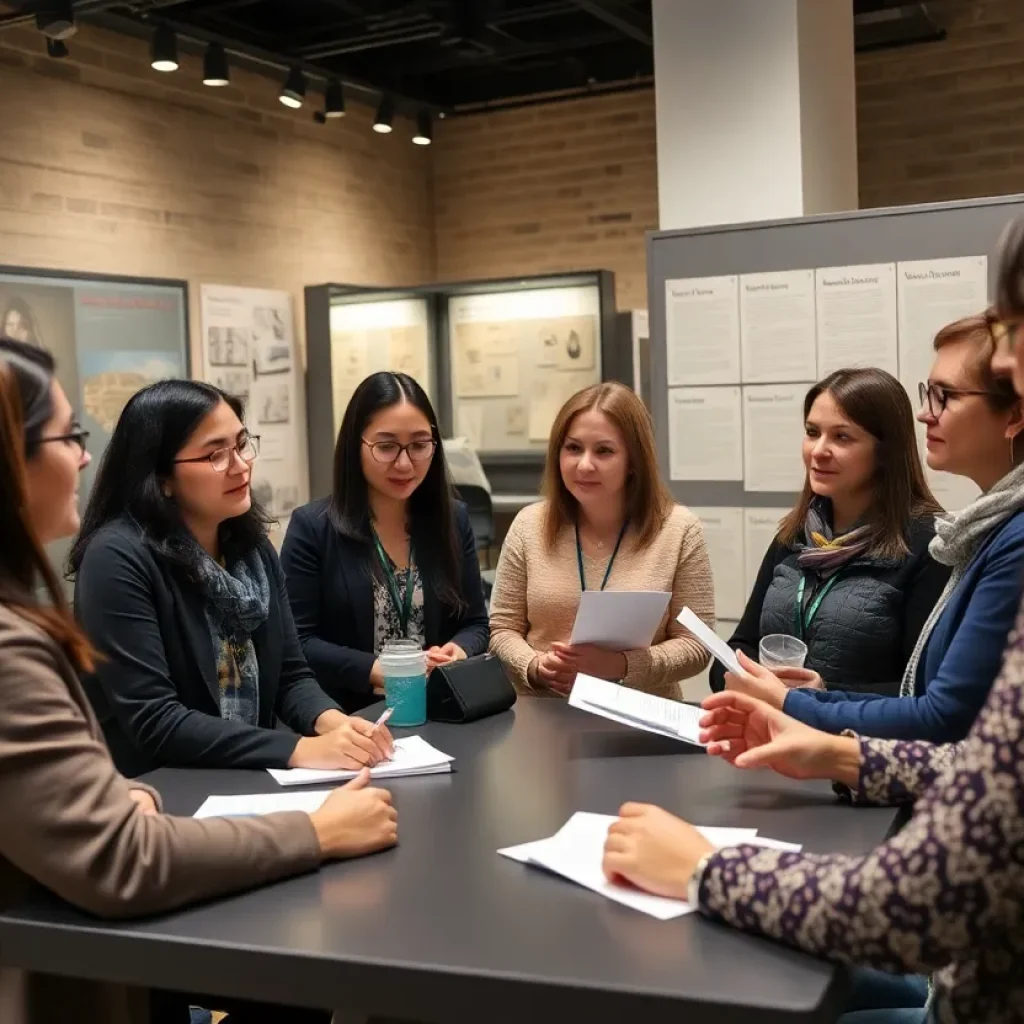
[68,378,395,780]
[281,372,489,711]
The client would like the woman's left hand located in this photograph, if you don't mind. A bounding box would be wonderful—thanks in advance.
[128,788,160,816]
[602,804,714,899]
[723,650,789,710]
[425,642,467,672]
[551,642,628,682]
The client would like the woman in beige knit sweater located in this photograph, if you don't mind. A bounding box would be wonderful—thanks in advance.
[489,382,715,699]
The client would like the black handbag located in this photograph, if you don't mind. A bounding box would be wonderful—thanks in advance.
[427,653,517,723]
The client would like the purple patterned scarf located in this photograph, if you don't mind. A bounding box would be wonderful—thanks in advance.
[794,498,873,578]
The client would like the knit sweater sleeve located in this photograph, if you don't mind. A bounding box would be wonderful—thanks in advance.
[623,515,714,696]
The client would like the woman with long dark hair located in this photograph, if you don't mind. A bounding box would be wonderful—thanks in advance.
[712,367,947,698]
[69,379,393,776]
[0,337,397,1024]
[280,372,489,710]
[724,320,1024,743]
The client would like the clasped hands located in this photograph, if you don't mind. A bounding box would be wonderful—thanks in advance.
[533,642,628,693]
[599,661,861,899]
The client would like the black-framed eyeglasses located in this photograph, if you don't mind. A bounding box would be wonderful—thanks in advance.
[918,381,999,418]
[362,438,437,464]
[174,434,260,472]
[38,425,90,456]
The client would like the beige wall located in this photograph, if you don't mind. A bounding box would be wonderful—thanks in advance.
[2,0,1024,330]
[0,23,435,368]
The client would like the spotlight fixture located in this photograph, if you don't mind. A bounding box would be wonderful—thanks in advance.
[150,25,179,73]
[373,95,394,134]
[412,109,432,145]
[279,66,306,109]
[36,0,75,40]
[324,79,345,118]
[46,38,69,58]
[202,42,229,86]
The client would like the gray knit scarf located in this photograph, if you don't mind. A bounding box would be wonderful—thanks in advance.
[900,461,1024,696]
[186,540,270,724]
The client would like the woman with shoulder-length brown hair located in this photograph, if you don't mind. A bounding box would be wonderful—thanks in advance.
[711,366,949,699]
[489,381,714,698]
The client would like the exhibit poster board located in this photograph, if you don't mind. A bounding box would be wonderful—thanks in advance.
[328,297,432,435]
[0,269,188,581]
[448,284,602,453]
[200,285,308,528]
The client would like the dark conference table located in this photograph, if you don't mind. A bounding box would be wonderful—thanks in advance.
[0,699,897,1024]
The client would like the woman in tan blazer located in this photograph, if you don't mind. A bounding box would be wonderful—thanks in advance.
[489,382,715,699]
[0,337,398,1024]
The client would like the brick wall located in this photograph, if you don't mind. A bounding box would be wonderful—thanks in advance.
[0,23,434,367]
[433,89,658,311]
[857,0,1024,209]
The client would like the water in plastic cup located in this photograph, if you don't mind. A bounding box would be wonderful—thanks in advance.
[759,634,808,670]
[380,642,427,727]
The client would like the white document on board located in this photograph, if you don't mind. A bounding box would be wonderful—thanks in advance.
[815,263,898,377]
[739,269,817,384]
[568,590,671,650]
[497,812,801,920]
[678,606,742,677]
[689,507,746,620]
[742,508,789,595]
[668,385,744,481]
[568,673,706,746]
[665,275,741,386]
[742,384,808,492]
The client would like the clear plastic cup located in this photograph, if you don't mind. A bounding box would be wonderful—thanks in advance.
[380,641,427,727]
[759,634,808,670]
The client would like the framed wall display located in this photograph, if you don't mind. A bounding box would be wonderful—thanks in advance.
[0,265,189,581]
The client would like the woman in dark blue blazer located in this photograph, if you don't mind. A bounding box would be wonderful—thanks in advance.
[281,372,490,711]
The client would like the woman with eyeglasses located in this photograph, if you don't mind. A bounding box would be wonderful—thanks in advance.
[725,310,1024,744]
[280,372,489,711]
[0,339,397,1024]
[69,379,394,776]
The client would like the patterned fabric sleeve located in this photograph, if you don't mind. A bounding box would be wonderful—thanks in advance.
[695,613,1024,1020]
[834,733,960,807]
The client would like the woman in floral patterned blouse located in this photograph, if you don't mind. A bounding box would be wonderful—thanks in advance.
[601,218,1024,1024]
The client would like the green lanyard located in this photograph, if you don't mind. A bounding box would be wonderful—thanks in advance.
[793,572,843,641]
[576,521,629,592]
[372,530,415,637]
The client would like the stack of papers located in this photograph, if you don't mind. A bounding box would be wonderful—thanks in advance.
[568,674,706,746]
[266,735,455,787]
[499,812,802,920]
[195,790,333,818]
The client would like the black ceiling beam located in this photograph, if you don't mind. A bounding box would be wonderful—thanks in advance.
[568,0,652,46]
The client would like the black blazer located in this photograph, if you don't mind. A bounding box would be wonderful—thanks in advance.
[280,498,491,711]
[75,517,341,777]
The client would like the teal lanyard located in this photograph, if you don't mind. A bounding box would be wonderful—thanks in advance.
[372,530,415,637]
[576,521,629,592]
[794,571,843,641]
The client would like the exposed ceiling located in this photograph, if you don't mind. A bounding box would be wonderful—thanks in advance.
[0,1,947,115]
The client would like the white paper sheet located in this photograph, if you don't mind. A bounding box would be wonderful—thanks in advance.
[456,402,485,452]
[742,508,789,596]
[668,386,743,481]
[267,736,454,787]
[742,384,808,492]
[815,263,898,377]
[678,607,742,676]
[498,813,799,920]
[194,790,333,818]
[688,619,739,700]
[568,591,671,650]
[897,255,988,514]
[665,275,741,386]
[568,673,705,745]
[690,507,746,620]
[739,269,817,384]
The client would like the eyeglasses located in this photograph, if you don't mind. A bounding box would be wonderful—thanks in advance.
[918,381,999,418]
[362,439,437,464]
[174,434,260,472]
[38,425,89,456]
